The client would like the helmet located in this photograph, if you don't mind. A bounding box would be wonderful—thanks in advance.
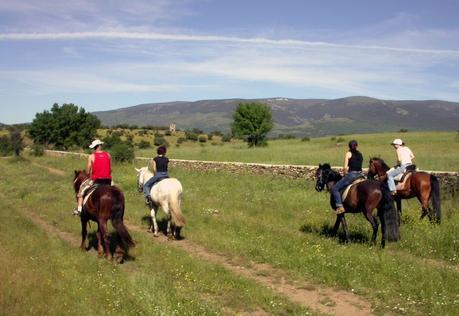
[391,138,403,145]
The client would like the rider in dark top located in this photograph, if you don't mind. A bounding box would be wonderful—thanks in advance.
[143,145,169,204]
[331,140,363,214]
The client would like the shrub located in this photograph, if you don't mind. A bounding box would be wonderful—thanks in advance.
[185,131,198,142]
[301,136,310,142]
[177,137,186,144]
[110,143,135,163]
[198,136,207,143]
[399,129,408,133]
[221,134,232,142]
[336,137,345,143]
[0,135,12,156]
[154,135,168,147]
[137,140,151,149]
[164,130,172,136]
[31,143,45,156]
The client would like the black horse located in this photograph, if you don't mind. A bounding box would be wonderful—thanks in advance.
[315,164,400,248]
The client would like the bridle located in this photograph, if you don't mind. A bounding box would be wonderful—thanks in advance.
[315,167,336,192]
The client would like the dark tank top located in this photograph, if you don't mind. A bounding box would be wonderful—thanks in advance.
[154,156,169,172]
[348,151,363,172]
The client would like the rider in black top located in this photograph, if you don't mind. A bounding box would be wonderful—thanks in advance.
[331,140,364,214]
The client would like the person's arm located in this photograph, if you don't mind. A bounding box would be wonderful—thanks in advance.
[148,159,157,173]
[343,152,351,175]
[86,154,93,175]
[410,148,415,161]
[396,149,402,166]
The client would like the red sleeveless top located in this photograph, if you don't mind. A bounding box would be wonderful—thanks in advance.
[91,151,112,180]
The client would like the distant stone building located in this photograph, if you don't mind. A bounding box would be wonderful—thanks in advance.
[169,123,176,133]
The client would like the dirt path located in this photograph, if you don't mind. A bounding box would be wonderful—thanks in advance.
[32,162,67,176]
[126,222,373,316]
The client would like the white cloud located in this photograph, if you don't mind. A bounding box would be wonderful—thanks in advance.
[2,31,459,56]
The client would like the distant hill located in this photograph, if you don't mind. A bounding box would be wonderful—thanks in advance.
[93,96,459,136]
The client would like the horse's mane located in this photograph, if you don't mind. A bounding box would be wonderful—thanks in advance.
[370,157,390,172]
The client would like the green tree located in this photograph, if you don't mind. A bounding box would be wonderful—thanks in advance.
[28,103,100,149]
[9,130,24,156]
[231,103,273,147]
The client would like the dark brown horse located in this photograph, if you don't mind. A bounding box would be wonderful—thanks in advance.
[368,158,441,223]
[315,164,399,248]
[73,170,135,262]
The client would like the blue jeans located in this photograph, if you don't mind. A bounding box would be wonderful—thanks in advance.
[387,164,411,192]
[143,172,168,197]
[332,171,363,208]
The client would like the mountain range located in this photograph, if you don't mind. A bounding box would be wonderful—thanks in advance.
[93,96,459,136]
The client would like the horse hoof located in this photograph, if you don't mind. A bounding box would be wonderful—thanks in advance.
[153,232,159,237]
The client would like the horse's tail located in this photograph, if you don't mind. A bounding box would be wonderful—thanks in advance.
[111,191,135,251]
[379,181,400,242]
[169,191,186,227]
[430,175,441,223]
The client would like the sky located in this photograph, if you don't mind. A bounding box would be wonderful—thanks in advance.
[1,0,459,124]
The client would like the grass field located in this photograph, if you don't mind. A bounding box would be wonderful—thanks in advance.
[0,151,458,315]
[137,131,459,171]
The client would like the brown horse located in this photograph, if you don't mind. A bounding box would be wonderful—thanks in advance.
[73,170,135,262]
[368,158,441,223]
[315,164,399,248]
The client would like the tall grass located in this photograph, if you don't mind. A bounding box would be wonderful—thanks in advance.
[12,153,459,315]
[0,157,313,315]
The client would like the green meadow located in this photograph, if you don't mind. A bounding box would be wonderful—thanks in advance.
[137,131,459,171]
[1,135,458,315]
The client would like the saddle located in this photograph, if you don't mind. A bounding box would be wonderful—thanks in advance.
[82,183,111,206]
[392,165,417,182]
[341,176,366,201]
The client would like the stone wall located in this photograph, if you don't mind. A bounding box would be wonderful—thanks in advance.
[45,150,459,196]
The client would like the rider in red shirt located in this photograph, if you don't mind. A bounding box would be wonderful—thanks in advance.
[73,139,112,215]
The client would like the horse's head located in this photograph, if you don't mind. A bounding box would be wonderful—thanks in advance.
[135,167,149,193]
[73,170,89,193]
[315,163,335,192]
[368,157,389,180]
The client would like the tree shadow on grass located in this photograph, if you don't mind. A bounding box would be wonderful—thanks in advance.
[300,222,369,244]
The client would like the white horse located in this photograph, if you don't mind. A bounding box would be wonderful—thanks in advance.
[135,167,186,239]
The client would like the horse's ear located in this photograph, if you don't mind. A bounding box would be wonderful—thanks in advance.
[74,170,78,176]
[319,163,322,168]
[135,168,140,172]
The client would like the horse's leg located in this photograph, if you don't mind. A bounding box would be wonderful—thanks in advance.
[340,215,349,243]
[99,219,112,260]
[332,215,341,236]
[379,211,386,249]
[161,202,172,239]
[80,216,88,251]
[364,210,379,247]
[150,206,159,237]
[418,194,431,221]
[395,198,402,226]
[96,222,104,257]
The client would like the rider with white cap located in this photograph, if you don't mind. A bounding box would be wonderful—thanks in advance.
[387,138,415,195]
[73,139,112,215]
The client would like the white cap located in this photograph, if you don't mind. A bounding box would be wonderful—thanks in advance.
[391,138,403,145]
[89,139,104,149]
